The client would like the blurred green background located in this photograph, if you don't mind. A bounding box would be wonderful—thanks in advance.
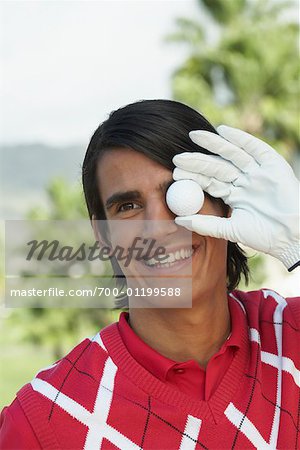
[1,0,299,409]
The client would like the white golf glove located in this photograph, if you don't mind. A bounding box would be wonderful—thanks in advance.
[173,125,300,271]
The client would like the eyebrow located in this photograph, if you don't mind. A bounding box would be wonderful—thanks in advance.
[105,191,141,210]
[160,179,173,192]
[104,179,173,210]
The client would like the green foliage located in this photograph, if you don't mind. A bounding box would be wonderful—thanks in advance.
[200,0,247,25]
[0,344,53,409]
[239,252,267,291]
[7,178,116,359]
[27,177,87,220]
[168,0,299,161]
[7,307,115,360]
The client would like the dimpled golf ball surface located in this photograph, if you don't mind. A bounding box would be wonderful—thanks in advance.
[166,180,204,216]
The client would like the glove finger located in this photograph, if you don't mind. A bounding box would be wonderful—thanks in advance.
[175,215,234,241]
[217,125,278,165]
[173,152,240,182]
[189,130,257,173]
[173,167,211,188]
[173,168,231,199]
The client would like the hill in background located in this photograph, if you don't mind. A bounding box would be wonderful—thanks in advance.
[0,143,85,219]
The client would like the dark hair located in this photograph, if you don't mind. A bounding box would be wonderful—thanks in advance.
[82,99,249,307]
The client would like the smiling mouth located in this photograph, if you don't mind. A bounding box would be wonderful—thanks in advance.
[142,246,197,269]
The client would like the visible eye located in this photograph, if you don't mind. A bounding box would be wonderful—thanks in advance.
[118,202,141,212]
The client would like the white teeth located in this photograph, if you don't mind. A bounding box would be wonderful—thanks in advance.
[168,253,175,263]
[143,247,194,267]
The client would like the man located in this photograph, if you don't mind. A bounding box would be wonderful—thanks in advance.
[1,99,299,449]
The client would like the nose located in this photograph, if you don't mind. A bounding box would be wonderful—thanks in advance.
[142,197,178,241]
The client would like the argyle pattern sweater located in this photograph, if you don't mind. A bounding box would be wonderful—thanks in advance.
[2,289,300,449]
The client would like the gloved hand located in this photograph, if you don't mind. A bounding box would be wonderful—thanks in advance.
[173,125,300,271]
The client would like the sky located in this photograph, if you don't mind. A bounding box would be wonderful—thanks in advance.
[0,0,212,146]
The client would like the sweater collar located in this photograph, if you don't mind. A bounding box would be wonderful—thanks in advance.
[101,292,250,421]
[118,295,243,381]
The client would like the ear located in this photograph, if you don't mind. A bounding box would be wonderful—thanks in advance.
[92,215,112,254]
[227,206,232,218]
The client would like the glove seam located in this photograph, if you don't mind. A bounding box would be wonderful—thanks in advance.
[277,242,300,270]
[288,260,300,272]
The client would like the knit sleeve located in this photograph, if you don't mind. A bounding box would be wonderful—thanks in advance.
[0,398,41,449]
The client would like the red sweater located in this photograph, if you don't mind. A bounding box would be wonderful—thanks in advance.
[118,297,243,401]
[1,289,299,449]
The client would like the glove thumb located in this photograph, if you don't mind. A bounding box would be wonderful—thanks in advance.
[175,215,233,241]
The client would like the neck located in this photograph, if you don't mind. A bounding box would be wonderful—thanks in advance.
[128,289,230,369]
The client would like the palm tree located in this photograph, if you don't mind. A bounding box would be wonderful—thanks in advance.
[167,0,299,161]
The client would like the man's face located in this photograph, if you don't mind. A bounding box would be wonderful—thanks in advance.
[96,148,228,304]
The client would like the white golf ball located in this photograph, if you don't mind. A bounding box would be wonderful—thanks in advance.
[166,180,204,216]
